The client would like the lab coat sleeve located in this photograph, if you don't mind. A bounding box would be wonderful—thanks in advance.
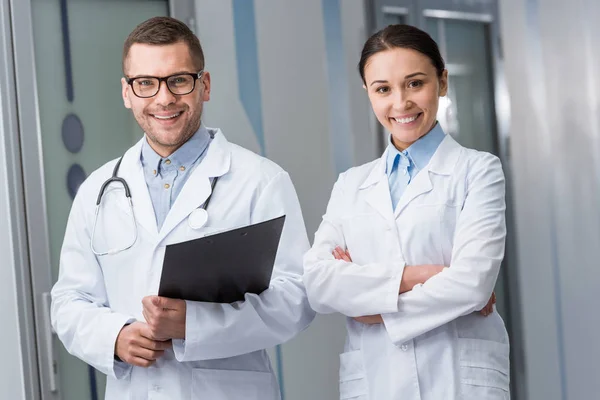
[51,185,134,379]
[172,170,315,361]
[302,173,403,317]
[382,154,506,346]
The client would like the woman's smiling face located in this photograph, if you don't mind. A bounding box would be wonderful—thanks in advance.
[364,47,447,151]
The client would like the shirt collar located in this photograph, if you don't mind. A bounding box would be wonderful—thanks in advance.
[385,122,446,176]
[141,125,211,175]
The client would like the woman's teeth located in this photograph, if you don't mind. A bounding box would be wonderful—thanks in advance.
[393,114,419,124]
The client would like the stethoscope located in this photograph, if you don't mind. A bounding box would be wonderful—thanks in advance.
[90,136,218,256]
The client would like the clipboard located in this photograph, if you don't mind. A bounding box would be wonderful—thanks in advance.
[158,215,286,303]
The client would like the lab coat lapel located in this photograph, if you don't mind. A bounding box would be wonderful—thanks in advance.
[158,129,231,240]
[360,150,395,222]
[118,139,159,237]
[393,168,433,217]
[394,134,462,217]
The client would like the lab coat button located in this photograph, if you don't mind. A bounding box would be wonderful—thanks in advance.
[401,344,409,351]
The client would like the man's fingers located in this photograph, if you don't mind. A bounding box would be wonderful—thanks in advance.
[155,296,179,310]
[138,322,159,340]
[130,356,156,368]
[134,334,167,350]
[130,344,165,361]
[142,309,152,325]
[149,339,172,351]
[142,296,156,310]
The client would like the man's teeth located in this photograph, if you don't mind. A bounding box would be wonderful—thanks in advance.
[394,115,419,124]
[154,112,182,120]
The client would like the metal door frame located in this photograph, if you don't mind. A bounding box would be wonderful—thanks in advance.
[0,0,41,398]
[5,1,195,398]
[365,1,525,399]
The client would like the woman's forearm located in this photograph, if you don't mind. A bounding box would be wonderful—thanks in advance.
[399,265,445,293]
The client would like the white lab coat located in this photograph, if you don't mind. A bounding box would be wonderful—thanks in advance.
[304,134,510,400]
[51,128,315,400]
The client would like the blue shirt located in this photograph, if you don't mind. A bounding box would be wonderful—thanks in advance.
[386,123,446,210]
[140,126,211,230]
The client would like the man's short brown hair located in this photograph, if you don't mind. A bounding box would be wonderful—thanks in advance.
[122,16,205,74]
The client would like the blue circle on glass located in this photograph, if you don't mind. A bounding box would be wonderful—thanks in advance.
[67,164,86,199]
[62,113,84,153]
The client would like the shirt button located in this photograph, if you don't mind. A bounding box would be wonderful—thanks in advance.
[153,169,157,175]
[179,166,186,171]
[152,384,160,391]
[402,169,407,175]
[401,344,409,351]
[164,183,171,189]
[165,159,171,165]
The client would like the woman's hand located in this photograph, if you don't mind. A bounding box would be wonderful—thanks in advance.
[332,247,383,325]
[400,265,445,293]
[479,292,496,316]
[332,247,375,323]
[333,246,352,262]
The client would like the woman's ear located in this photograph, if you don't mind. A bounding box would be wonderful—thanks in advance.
[439,69,449,97]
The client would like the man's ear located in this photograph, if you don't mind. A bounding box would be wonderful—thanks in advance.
[121,77,132,109]
[200,71,211,102]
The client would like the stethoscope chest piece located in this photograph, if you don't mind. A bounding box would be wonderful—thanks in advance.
[188,208,209,230]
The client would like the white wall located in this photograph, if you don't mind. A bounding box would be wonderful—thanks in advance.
[194,1,374,398]
[500,0,600,398]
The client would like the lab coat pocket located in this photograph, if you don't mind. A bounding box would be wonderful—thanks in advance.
[191,368,278,399]
[459,338,510,399]
[339,350,369,399]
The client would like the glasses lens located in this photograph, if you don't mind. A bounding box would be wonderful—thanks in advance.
[167,74,195,95]
[132,77,160,98]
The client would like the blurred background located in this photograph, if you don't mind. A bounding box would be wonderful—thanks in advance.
[1,0,598,399]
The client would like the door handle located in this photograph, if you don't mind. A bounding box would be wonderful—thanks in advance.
[42,292,58,392]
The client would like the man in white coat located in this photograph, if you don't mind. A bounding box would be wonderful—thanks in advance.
[51,16,315,399]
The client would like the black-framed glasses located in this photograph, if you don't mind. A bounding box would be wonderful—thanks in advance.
[126,70,203,98]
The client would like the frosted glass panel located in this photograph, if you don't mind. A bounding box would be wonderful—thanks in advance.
[31,1,168,399]
[383,12,406,26]
[427,18,498,154]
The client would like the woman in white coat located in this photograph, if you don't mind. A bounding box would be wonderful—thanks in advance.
[303,24,510,399]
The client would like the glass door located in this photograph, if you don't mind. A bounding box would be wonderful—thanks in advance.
[31,2,170,398]
[8,1,200,398]
[424,17,498,154]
